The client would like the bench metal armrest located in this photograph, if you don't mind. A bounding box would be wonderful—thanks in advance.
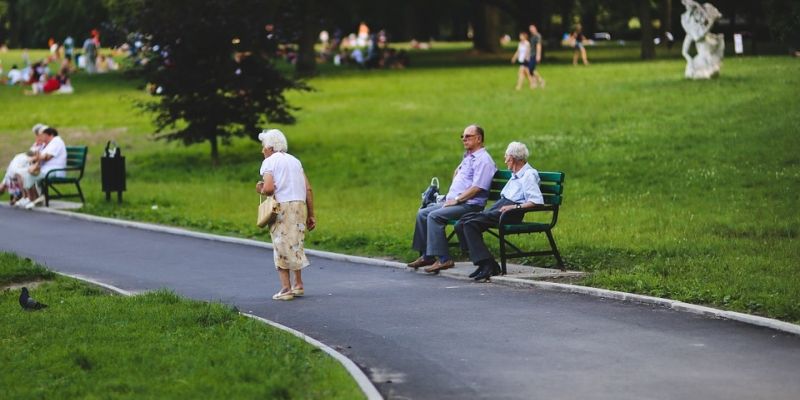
[499,204,559,228]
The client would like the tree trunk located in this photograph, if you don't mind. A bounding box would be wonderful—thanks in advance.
[581,2,599,36]
[661,0,674,51]
[639,0,656,59]
[210,135,219,166]
[294,0,317,77]
[560,0,575,34]
[7,0,19,47]
[471,0,501,53]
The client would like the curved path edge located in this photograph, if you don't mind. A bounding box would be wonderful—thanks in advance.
[31,206,800,336]
[56,271,383,400]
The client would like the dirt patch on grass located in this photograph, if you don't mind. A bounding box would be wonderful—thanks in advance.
[1,280,47,291]
[0,127,132,161]
[61,127,130,147]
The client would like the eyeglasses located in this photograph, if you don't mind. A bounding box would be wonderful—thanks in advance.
[461,134,477,140]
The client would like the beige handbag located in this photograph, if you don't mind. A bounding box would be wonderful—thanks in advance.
[257,194,278,228]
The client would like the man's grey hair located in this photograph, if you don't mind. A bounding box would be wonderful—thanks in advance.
[505,141,529,161]
[258,129,288,152]
[32,123,47,134]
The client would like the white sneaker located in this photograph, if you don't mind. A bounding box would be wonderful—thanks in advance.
[14,198,31,208]
[24,196,45,209]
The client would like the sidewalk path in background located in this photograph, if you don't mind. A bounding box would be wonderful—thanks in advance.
[2,206,799,400]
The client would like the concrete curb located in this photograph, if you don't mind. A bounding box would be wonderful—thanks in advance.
[55,271,383,400]
[244,314,382,400]
[29,205,800,336]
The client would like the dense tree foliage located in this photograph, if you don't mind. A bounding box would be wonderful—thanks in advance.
[115,0,308,163]
[0,0,108,47]
[2,0,798,52]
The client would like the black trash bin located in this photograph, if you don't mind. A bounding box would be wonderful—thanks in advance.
[101,141,126,202]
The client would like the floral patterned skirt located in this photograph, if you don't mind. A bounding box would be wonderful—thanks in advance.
[269,200,310,270]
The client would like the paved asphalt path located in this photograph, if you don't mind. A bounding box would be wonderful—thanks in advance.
[2,206,800,400]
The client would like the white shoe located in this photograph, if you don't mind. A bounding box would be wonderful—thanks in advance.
[15,198,31,208]
[272,290,294,301]
[25,196,45,209]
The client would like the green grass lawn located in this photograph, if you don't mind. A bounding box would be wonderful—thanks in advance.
[1,44,798,323]
[0,253,363,399]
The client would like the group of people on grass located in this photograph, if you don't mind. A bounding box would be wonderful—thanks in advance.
[1,124,68,208]
[4,60,74,95]
[255,123,544,301]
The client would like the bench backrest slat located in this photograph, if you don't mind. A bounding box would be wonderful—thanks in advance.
[65,146,88,170]
[489,169,565,205]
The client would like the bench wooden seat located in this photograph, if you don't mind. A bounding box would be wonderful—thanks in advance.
[447,169,565,274]
[43,146,88,206]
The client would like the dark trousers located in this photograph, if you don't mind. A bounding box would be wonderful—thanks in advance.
[412,202,482,257]
[454,198,520,265]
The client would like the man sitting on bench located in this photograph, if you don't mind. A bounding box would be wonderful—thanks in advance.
[408,124,497,274]
[455,141,543,281]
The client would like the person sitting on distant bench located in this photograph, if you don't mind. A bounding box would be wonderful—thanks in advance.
[16,127,67,209]
[1,124,47,205]
[454,141,544,281]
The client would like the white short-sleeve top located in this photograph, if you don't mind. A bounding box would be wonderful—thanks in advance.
[40,136,67,177]
[259,152,307,203]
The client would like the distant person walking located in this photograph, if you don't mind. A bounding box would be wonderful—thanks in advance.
[528,24,546,88]
[511,32,534,90]
[569,25,590,66]
[82,36,97,73]
[63,36,75,62]
[255,129,316,301]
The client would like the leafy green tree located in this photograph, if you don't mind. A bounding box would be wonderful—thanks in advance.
[112,0,308,164]
[4,0,108,47]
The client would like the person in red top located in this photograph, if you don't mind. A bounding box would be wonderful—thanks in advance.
[42,76,61,93]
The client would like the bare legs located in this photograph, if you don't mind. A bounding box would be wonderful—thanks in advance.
[277,268,303,292]
[278,268,291,292]
[293,269,303,290]
[573,47,589,65]
[515,65,534,90]
[531,70,545,88]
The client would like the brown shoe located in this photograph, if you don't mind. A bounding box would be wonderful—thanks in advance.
[408,256,435,270]
[424,259,455,274]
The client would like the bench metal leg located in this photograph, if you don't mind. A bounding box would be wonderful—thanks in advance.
[545,230,565,271]
[75,182,85,203]
[44,181,50,207]
[499,232,508,275]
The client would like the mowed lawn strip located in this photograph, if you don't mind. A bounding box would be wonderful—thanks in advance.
[0,253,363,399]
[1,44,798,322]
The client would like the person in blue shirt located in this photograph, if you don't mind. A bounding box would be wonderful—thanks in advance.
[455,142,544,281]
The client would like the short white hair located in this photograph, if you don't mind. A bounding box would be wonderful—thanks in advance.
[505,141,529,161]
[258,129,288,152]
[32,123,47,134]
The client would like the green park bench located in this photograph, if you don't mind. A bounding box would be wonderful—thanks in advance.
[43,146,88,207]
[447,169,566,274]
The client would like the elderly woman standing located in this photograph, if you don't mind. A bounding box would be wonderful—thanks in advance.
[454,141,544,281]
[256,129,316,301]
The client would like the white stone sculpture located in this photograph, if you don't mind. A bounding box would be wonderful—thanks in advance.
[681,0,725,79]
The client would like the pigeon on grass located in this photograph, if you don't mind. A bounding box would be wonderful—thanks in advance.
[19,287,48,310]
